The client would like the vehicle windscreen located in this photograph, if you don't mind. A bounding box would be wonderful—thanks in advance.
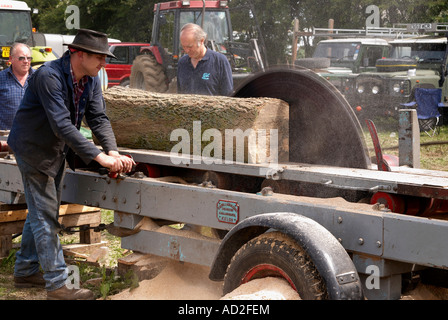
[0,10,32,46]
[180,11,230,45]
[313,42,361,62]
[390,43,446,63]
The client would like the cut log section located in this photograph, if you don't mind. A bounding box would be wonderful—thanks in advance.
[103,87,289,164]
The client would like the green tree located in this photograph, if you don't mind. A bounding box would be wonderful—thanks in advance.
[24,0,448,61]
[230,0,293,65]
[26,0,156,41]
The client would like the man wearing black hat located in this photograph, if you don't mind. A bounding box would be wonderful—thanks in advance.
[7,29,135,300]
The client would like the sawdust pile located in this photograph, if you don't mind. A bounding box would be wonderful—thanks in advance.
[221,277,301,300]
[109,260,300,300]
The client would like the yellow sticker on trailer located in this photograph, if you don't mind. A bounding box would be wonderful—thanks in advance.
[2,46,10,58]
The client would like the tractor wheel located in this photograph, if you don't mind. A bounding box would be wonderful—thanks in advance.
[223,231,328,299]
[119,79,130,88]
[130,55,168,92]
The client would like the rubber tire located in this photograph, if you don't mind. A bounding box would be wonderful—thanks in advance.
[130,55,168,92]
[375,58,417,72]
[119,79,130,88]
[223,232,328,300]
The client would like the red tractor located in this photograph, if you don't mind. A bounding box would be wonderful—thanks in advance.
[130,0,266,92]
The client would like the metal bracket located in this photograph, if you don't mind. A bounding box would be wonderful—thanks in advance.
[336,271,358,285]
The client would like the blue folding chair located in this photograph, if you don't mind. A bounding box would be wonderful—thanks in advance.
[401,88,444,137]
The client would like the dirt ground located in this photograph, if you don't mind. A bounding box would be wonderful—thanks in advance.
[0,272,47,300]
[109,259,301,300]
[1,225,447,301]
[105,257,448,301]
[0,257,299,300]
[2,252,448,301]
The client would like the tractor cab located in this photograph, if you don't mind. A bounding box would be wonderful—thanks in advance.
[0,0,34,70]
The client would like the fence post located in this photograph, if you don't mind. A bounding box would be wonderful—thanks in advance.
[398,109,420,168]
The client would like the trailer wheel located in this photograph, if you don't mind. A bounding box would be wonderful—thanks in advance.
[130,55,168,92]
[223,232,328,299]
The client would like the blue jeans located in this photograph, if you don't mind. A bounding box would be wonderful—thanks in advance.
[14,154,68,291]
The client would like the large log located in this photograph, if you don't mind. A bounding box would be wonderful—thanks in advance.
[103,87,289,164]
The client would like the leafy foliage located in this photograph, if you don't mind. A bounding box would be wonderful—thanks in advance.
[26,0,155,41]
[23,0,448,64]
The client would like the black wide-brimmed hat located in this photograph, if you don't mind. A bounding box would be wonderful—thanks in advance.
[68,29,116,58]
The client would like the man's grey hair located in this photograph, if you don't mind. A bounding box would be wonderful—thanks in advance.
[10,42,32,57]
[180,23,208,43]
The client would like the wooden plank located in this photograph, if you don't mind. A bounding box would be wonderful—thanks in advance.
[63,242,108,255]
[0,235,12,257]
[0,221,24,235]
[80,227,102,244]
[0,202,103,257]
[0,212,101,237]
[61,212,102,244]
[0,209,27,223]
[59,203,101,215]
[0,204,101,223]
[0,203,27,211]
[0,211,103,256]
[59,211,101,228]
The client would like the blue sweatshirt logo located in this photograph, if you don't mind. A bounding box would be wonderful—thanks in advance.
[202,73,210,80]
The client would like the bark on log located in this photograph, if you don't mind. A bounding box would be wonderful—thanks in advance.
[103,87,289,164]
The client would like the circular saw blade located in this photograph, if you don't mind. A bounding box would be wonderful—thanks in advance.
[233,66,370,169]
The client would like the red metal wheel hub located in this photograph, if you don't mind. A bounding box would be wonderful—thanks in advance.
[241,264,297,291]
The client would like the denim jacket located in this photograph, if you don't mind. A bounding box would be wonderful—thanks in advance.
[8,52,118,177]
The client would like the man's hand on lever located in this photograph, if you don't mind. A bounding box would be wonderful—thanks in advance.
[94,151,136,174]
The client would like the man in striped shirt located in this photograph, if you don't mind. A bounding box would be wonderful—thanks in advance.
[0,43,34,130]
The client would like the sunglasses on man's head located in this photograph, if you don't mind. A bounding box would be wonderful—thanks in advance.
[17,56,33,61]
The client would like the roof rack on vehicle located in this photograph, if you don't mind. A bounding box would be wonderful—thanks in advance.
[298,23,448,39]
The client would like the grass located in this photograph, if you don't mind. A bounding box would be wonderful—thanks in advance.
[68,210,139,299]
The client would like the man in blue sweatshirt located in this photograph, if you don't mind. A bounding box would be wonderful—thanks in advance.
[177,23,233,96]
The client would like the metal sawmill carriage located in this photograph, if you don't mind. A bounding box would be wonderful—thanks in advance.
[0,67,448,300]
